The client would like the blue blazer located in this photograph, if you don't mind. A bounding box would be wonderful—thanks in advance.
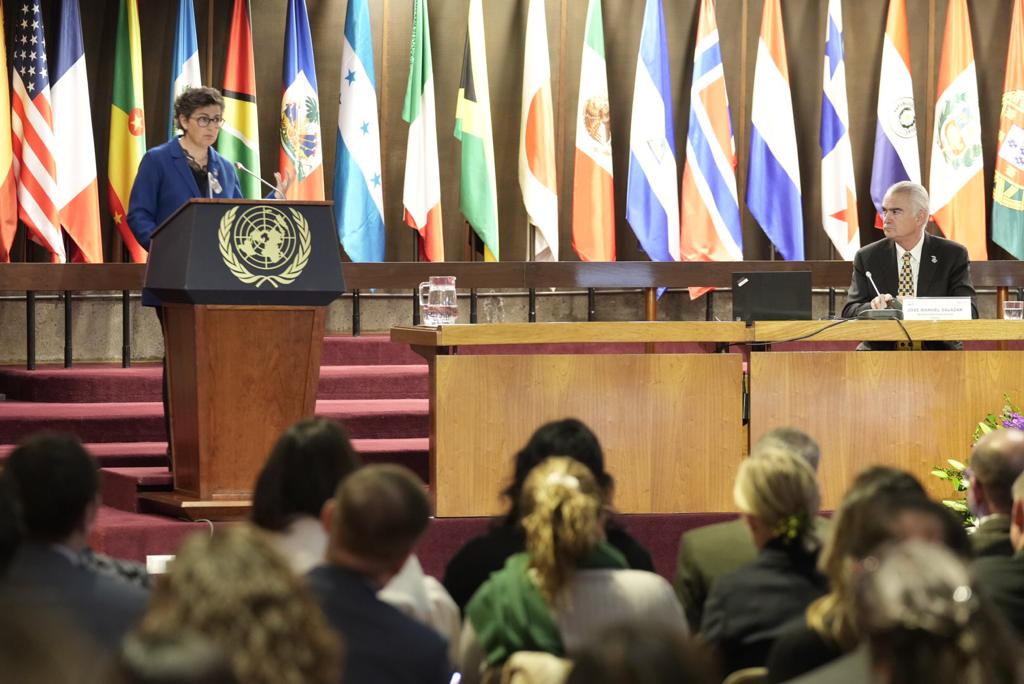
[127,138,242,251]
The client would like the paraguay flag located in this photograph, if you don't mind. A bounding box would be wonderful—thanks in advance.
[279,0,324,200]
[167,0,201,139]
[335,0,385,262]
[747,0,803,260]
[819,0,859,260]
[626,0,678,263]
[679,0,741,299]
[870,0,919,224]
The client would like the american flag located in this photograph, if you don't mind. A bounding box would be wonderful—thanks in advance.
[11,1,65,261]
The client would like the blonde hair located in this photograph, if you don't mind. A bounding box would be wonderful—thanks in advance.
[734,445,820,548]
[139,525,342,684]
[520,456,604,603]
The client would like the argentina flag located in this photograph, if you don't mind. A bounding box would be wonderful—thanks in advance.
[334,0,385,262]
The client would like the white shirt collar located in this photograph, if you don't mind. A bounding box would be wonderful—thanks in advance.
[895,232,925,263]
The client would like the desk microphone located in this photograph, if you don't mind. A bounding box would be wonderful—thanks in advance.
[235,162,282,198]
[859,270,903,320]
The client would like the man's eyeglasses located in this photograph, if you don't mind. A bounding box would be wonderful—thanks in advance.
[191,115,224,128]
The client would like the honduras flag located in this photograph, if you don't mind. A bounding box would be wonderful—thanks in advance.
[167,0,202,139]
[334,0,385,262]
[747,0,803,260]
[626,0,678,263]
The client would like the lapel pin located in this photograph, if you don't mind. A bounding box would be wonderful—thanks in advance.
[931,255,938,264]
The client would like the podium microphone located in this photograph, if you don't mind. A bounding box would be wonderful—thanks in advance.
[859,270,902,320]
[235,162,282,198]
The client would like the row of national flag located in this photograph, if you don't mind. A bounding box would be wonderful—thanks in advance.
[4,0,1024,269]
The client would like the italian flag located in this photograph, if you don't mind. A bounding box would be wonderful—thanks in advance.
[402,0,443,261]
[454,0,498,261]
[572,0,615,261]
[108,0,147,263]
[0,0,17,262]
[218,0,262,199]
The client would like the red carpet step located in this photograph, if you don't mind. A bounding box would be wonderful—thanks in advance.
[0,441,168,467]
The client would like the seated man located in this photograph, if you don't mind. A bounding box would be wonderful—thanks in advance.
[968,430,1024,557]
[842,181,977,350]
[972,469,1024,637]
[1,432,149,654]
[307,464,451,684]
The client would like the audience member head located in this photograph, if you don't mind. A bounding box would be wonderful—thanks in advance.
[502,418,611,525]
[969,429,1024,518]
[855,540,1021,684]
[0,480,21,576]
[2,432,98,547]
[734,445,820,551]
[752,427,821,472]
[0,601,98,684]
[520,456,604,603]
[1006,471,1024,551]
[109,631,239,684]
[251,418,361,532]
[324,464,431,587]
[139,525,341,684]
[885,495,971,558]
[566,622,714,684]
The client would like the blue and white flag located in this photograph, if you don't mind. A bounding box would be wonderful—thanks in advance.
[820,0,859,260]
[626,0,678,262]
[747,0,803,260]
[334,0,385,262]
[168,0,202,139]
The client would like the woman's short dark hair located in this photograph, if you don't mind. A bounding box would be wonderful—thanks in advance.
[173,86,225,122]
[501,418,612,525]
[251,419,361,531]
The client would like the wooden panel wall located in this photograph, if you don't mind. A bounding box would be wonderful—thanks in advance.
[9,1,1016,264]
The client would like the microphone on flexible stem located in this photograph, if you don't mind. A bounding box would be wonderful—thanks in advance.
[858,270,903,319]
[235,162,282,198]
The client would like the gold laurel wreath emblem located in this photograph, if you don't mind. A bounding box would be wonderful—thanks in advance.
[218,206,312,288]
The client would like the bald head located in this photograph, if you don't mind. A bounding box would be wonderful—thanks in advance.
[972,430,1024,514]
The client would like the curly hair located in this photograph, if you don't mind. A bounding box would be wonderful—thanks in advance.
[520,457,605,603]
[139,525,341,684]
[173,86,225,123]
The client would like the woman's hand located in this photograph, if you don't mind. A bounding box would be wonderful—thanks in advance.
[273,169,295,200]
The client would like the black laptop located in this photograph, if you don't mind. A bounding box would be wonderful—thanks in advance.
[731,271,813,323]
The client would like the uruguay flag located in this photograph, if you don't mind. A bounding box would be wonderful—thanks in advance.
[626,0,678,263]
[167,0,202,139]
[747,0,803,260]
[870,0,919,222]
[334,0,385,262]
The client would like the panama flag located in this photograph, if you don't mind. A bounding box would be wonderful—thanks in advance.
[870,0,919,225]
[167,0,201,139]
[679,0,741,299]
[929,0,986,260]
[335,0,385,262]
[53,0,103,263]
[108,0,146,262]
[455,0,499,260]
[626,0,678,263]
[747,0,803,260]
[402,0,443,262]
[572,0,614,262]
[0,1,18,262]
[519,0,558,262]
[819,0,859,260]
[218,0,261,199]
[279,0,324,201]
[994,0,1024,260]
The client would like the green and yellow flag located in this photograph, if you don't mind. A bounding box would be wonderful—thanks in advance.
[218,0,261,199]
[108,0,146,262]
[454,0,498,260]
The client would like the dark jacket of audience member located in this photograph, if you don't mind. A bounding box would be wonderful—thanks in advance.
[443,418,653,612]
[566,623,713,684]
[308,464,451,684]
[967,430,1024,558]
[1,433,148,655]
[972,468,1024,638]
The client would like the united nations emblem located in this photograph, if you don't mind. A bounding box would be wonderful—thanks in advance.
[218,205,311,288]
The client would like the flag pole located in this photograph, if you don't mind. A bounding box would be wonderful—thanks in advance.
[466,221,478,323]
[528,221,536,322]
[206,0,214,83]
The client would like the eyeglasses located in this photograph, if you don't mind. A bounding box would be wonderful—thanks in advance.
[191,115,224,128]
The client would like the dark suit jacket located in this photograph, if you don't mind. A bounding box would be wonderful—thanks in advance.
[971,515,1014,558]
[308,564,451,684]
[972,551,1024,638]
[3,542,149,654]
[842,233,977,350]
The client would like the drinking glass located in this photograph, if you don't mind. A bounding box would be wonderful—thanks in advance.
[418,276,458,326]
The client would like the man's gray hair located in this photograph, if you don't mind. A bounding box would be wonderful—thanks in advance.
[886,181,930,215]
[971,430,1024,512]
[752,427,821,473]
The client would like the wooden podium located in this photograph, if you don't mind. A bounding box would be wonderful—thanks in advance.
[139,200,344,520]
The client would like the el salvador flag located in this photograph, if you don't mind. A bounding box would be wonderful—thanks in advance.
[334,0,385,262]
[168,0,202,140]
[626,0,679,263]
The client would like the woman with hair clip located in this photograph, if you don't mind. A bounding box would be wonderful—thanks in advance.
[700,445,828,677]
[856,540,1022,684]
[456,456,685,684]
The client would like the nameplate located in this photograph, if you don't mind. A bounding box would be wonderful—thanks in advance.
[901,297,973,321]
